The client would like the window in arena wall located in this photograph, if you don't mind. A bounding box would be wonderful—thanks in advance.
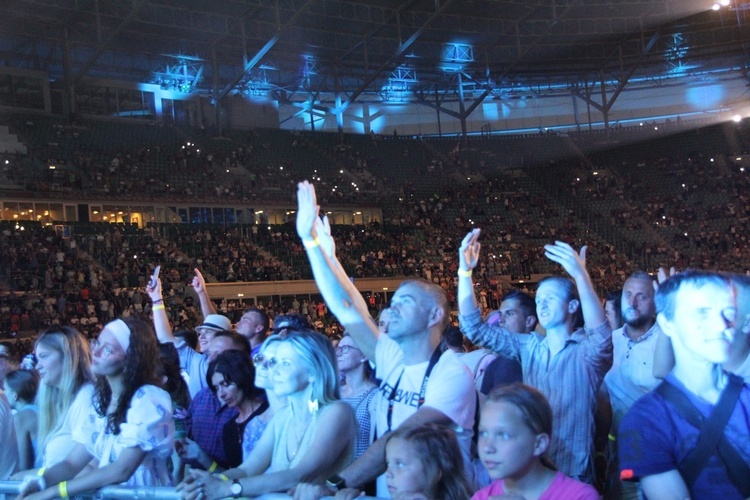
[18,203,33,221]
[48,204,63,222]
[2,202,18,220]
[90,206,102,222]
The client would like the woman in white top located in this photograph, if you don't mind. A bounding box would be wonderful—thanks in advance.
[19,317,175,499]
[13,326,95,477]
[178,329,356,499]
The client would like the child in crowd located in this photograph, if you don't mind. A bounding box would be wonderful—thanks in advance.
[383,423,472,500]
[473,384,599,500]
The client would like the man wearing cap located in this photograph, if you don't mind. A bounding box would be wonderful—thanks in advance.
[191,268,269,356]
[146,276,232,398]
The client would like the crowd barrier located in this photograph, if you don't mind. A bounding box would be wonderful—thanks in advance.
[0,481,353,500]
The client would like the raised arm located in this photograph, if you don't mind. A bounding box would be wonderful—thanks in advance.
[146,276,176,344]
[544,241,606,328]
[190,269,217,318]
[457,229,521,358]
[296,181,378,361]
[457,228,482,315]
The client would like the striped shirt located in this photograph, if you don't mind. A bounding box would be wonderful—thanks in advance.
[460,308,612,483]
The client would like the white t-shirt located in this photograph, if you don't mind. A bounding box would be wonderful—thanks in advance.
[0,391,18,479]
[43,383,95,467]
[177,342,208,399]
[374,334,476,497]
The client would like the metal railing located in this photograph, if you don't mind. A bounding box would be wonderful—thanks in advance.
[0,482,349,500]
[0,482,180,499]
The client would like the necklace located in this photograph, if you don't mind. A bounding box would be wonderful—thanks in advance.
[286,411,315,461]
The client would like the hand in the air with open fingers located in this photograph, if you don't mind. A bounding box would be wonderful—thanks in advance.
[653,266,677,292]
[459,228,482,272]
[544,241,588,282]
[314,214,336,259]
[296,181,320,242]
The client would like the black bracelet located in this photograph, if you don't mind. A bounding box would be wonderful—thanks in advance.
[153,299,164,305]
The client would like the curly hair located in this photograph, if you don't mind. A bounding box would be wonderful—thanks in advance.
[93,317,163,435]
[386,423,472,500]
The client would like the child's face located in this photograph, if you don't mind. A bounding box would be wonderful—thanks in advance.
[478,401,546,481]
[385,438,428,497]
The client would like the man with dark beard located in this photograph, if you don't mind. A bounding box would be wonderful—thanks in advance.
[602,271,661,499]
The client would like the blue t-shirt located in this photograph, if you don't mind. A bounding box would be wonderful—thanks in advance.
[618,373,750,500]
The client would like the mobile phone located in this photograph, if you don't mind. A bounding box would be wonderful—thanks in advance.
[149,265,161,288]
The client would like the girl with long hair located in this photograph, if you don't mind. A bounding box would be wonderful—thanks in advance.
[383,423,473,500]
[14,325,95,475]
[472,383,599,500]
[178,329,355,499]
[19,318,175,499]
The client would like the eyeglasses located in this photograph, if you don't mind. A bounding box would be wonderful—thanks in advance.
[253,353,278,369]
[91,339,125,360]
[335,345,360,355]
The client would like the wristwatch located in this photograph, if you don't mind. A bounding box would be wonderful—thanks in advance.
[230,479,243,498]
[326,474,347,491]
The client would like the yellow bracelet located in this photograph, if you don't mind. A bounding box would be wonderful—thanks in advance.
[152,304,165,311]
[208,461,218,473]
[302,237,320,249]
[59,481,69,499]
[217,474,229,481]
[457,269,472,277]
[36,467,46,477]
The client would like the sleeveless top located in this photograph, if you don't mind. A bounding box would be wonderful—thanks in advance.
[267,405,353,483]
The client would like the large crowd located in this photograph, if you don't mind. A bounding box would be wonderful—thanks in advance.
[0,179,746,500]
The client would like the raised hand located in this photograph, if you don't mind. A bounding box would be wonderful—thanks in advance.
[314,214,336,259]
[544,241,588,282]
[145,276,163,302]
[296,181,320,242]
[459,228,482,272]
[653,266,677,292]
[190,269,207,295]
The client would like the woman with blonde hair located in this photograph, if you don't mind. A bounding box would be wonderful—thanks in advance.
[178,329,355,499]
[14,326,95,476]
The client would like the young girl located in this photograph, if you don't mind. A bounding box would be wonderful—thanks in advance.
[5,369,40,470]
[384,423,473,500]
[473,383,599,500]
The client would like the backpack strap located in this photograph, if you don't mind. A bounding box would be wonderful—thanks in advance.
[655,374,749,496]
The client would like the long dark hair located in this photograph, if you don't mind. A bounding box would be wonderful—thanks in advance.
[93,317,163,434]
[158,343,191,410]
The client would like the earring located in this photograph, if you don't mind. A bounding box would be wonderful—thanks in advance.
[308,381,319,414]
